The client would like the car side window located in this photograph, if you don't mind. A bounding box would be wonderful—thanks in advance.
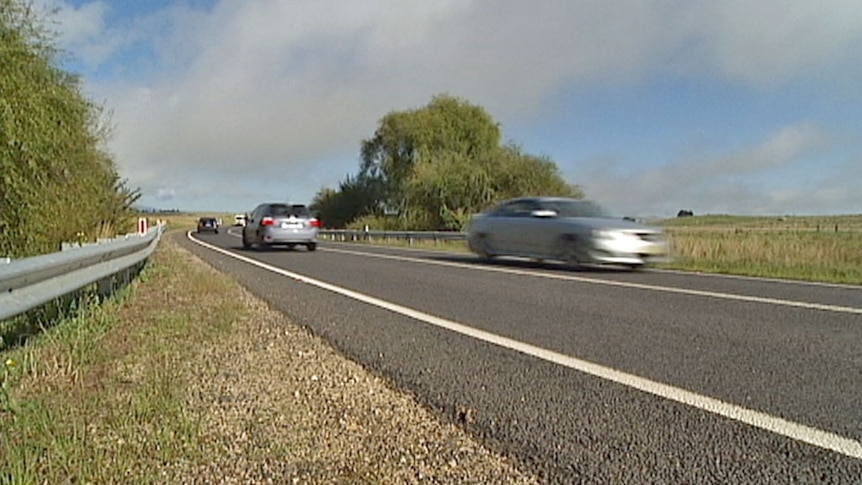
[504,200,537,217]
[251,206,263,221]
[492,202,515,217]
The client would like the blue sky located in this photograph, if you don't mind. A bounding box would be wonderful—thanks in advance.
[38,0,862,217]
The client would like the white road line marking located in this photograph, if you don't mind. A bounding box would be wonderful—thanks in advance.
[653,267,862,290]
[188,232,862,460]
[319,246,862,315]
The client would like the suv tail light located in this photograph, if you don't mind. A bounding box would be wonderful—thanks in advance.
[261,216,275,226]
[310,218,321,228]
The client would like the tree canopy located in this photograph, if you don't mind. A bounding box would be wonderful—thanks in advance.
[313,94,582,230]
[1,0,138,258]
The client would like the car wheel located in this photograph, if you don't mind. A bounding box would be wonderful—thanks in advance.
[307,243,317,252]
[241,232,251,249]
[255,232,266,250]
[557,235,582,269]
[471,234,495,260]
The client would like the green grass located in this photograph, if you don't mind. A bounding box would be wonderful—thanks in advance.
[0,238,240,484]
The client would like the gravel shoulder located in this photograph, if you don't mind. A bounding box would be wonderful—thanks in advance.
[159,236,542,483]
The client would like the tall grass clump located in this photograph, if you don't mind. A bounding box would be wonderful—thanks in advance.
[1,0,139,259]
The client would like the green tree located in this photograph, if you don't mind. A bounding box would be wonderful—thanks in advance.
[317,94,581,230]
[359,94,501,211]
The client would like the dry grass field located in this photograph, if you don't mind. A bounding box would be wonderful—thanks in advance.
[659,214,862,284]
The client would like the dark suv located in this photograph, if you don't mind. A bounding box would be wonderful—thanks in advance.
[241,203,319,251]
[196,217,219,234]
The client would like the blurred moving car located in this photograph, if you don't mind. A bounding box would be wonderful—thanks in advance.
[196,217,219,234]
[466,197,666,270]
[242,203,320,251]
[234,214,247,226]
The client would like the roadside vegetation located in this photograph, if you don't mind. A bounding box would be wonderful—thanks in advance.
[0,0,138,259]
[661,214,862,284]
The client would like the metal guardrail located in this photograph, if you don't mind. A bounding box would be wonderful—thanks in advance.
[318,229,466,244]
[0,224,165,321]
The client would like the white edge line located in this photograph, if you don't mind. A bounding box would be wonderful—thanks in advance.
[653,267,862,290]
[187,232,862,460]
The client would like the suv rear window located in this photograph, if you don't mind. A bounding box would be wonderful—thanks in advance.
[268,204,310,217]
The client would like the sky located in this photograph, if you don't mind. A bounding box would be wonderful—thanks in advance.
[34,0,862,217]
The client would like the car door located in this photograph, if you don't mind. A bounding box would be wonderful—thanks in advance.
[245,205,263,239]
[491,199,539,255]
[525,199,565,258]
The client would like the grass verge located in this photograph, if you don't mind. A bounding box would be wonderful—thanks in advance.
[0,232,538,484]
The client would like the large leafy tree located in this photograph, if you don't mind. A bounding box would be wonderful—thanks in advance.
[1,0,138,257]
[313,94,581,230]
[359,94,501,212]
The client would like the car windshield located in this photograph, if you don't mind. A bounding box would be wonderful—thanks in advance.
[269,205,310,217]
[539,200,610,218]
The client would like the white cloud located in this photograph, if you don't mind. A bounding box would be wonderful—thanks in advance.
[574,122,834,216]
[39,0,862,212]
[692,0,862,86]
[35,0,120,65]
[34,0,105,42]
[716,122,827,172]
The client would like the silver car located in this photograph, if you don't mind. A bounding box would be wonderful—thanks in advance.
[242,203,319,251]
[466,197,666,269]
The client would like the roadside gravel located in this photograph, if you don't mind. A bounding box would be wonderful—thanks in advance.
[161,238,542,484]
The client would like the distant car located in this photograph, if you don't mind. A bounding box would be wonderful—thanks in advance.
[466,197,666,270]
[242,203,320,251]
[234,214,247,226]
[196,217,219,234]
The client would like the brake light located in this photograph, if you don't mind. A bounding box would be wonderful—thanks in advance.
[310,218,321,228]
[261,217,275,226]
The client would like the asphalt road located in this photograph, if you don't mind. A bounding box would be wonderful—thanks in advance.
[178,228,862,483]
